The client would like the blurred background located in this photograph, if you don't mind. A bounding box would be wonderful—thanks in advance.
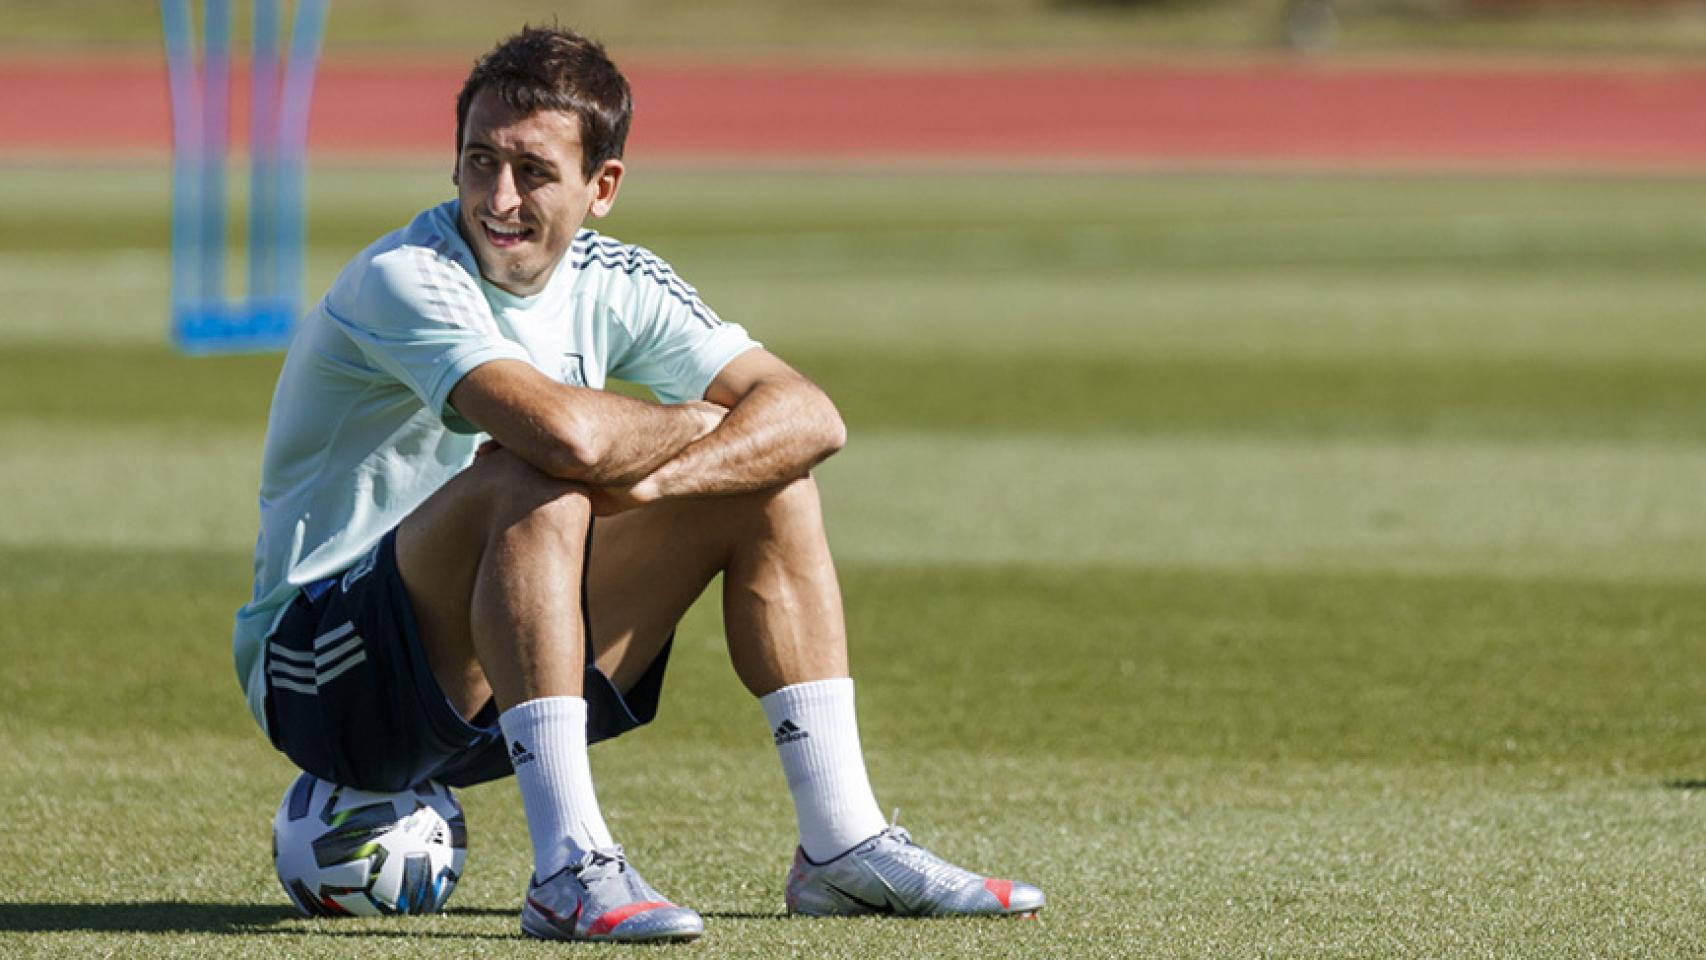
[5,3,1706,957]
[6,0,1706,53]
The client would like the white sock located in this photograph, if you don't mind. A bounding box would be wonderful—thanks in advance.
[498,696,615,879]
[761,677,888,862]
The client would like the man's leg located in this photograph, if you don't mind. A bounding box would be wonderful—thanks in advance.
[398,447,590,715]
[585,475,887,860]
[584,473,1044,918]
[397,448,610,870]
[584,473,845,695]
[394,448,702,942]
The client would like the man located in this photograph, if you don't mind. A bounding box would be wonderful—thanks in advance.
[234,26,1043,943]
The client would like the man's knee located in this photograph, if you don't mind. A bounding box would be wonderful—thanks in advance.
[399,449,592,589]
[402,449,593,569]
[714,475,832,566]
[467,448,594,535]
[759,474,826,526]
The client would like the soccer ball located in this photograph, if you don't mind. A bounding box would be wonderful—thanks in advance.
[272,772,467,917]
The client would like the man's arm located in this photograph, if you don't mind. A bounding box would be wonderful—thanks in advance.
[449,359,724,485]
[621,348,845,504]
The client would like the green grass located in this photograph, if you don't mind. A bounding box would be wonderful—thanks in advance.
[5,167,1706,957]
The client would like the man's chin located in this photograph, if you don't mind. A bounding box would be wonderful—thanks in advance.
[479,258,546,296]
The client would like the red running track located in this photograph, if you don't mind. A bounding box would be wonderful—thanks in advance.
[3,54,1705,172]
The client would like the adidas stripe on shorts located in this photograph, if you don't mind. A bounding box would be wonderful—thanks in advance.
[263,528,670,792]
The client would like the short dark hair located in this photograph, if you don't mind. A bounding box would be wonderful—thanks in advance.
[455,26,632,180]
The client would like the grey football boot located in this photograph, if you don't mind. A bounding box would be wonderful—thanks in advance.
[521,846,704,942]
[785,825,1045,918]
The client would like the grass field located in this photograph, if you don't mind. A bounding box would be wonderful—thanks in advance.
[5,165,1706,957]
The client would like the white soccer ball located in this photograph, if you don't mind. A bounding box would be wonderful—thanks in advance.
[272,772,467,917]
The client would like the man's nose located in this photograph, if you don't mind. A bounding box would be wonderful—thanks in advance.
[489,164,521,214]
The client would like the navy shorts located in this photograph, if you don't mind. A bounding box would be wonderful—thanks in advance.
[262,528,671,792]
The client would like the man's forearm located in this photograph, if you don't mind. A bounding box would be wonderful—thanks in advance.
[555,386,723,485]
[451,360,721,485]
[640,375,844,499]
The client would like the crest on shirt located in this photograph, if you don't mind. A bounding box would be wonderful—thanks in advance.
[561,353,588,387]
[341,541,381,592]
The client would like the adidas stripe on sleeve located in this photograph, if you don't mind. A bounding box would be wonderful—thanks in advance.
[578,234,757,404]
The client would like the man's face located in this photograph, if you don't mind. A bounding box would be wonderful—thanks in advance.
[455,89,621,297]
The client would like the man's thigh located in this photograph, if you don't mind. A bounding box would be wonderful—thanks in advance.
[264,531,506,792]
[394,448,591,717]
[583,496,744,692]
[586,476,846,693]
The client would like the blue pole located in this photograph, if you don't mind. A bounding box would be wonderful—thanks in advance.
[200,0,231,307]
[276,0,328,326]
[160,0,201,334]
[249,0,281,305]
[166,0,324,352]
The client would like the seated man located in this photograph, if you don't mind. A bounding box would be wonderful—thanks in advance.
[233,25,1043,943]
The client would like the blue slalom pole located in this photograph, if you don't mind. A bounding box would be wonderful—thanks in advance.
[248,0,281,308]
[199,0,230,310]
[164,0,324,353]
[161,0,201,338]
[275,0,328,332]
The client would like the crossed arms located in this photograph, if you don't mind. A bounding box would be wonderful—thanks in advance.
[448,347,845,514]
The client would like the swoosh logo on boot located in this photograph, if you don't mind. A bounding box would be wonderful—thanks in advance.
[825,882,897,915]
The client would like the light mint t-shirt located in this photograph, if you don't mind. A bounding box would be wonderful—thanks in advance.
[233,201,758,732]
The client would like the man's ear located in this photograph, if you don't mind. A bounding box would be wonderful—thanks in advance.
[588,159,625,219]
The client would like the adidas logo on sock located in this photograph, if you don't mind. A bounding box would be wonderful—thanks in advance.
[773,719,810,745]
[508,739,536,767]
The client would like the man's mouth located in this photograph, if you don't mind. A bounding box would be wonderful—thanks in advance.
[482,220,533,249]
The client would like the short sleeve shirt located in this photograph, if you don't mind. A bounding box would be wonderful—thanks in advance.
[232,201,758,731]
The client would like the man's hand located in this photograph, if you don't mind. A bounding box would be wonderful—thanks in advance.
[633,349,845,502]
[586,401,724,515]
[679,399,730,440]
[479,444,667,517]
[584,476,659,516]
[581,402,725,516]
